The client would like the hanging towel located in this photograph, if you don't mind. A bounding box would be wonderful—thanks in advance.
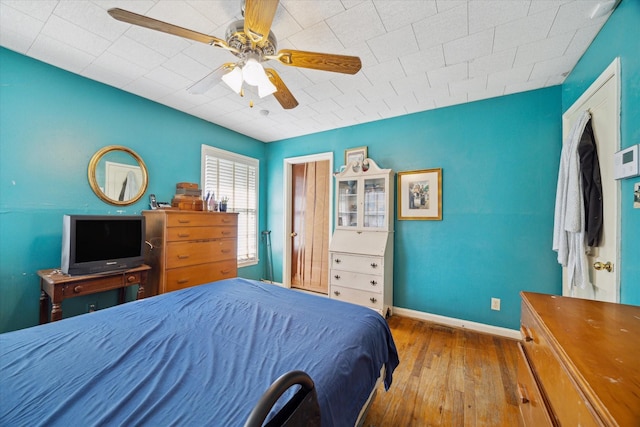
[578,119,603,247]
[553,110,591,291]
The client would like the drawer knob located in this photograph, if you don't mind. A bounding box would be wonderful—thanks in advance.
[127,275,136,283]
[73,285,83,293]
[520,325,534,342]
[334,275,340,280]
[221,269,231,274]
[370,297,377,303]
[177,279,189,284]
[177,255,190,259]
[370,280,377,286]
[333,291,340,296]
[178,233,190,238]
[335,259,341,264]
[370,262,378,268]
[222,231,231,235]
[178,220,191,224]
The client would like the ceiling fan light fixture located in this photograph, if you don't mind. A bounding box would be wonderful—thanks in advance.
[221,67,243,94]
[241,57,277,98]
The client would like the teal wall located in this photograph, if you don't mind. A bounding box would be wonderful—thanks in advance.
[267,87,562,330]
[0,48,266,332]
[561,0,640,304]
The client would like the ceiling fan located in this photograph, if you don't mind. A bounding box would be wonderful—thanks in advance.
[108,0,363,110]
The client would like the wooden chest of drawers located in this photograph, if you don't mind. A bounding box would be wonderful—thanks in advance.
[143,210,238,294]
[518,292,640,426]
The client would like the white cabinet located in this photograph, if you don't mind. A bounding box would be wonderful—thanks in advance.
[329,159,394,317]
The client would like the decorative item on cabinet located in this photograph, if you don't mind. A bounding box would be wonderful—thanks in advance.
[142,210,238,295]
[329,158,393,317]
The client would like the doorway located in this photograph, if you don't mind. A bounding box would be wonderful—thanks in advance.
[283,153,334,292]
[561,58,620,302]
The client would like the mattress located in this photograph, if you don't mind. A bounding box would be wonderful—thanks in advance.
[0,278,399,426]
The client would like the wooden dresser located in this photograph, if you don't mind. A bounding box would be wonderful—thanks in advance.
[142,210,238,295]
[518,292,640,426]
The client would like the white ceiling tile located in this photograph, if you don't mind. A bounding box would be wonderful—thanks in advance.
[124,76,176,100]
[504,77,549,94]
[144,66,192,90]
[303,80,343,101]
[413,4,467,50]
[107,35,167,70]
[287,21,345,53]
[186,0,240,26]
[468,1,529,34]
[427,62,467,87]
[449,75,487,96]
[123,25,191,58]
[399,45,445,75]
[467,85,505,103]
[373,0,438,32]
[54,1,125,42]
[363,59,405,85]
[391,73,430,96]
[530,53,580,81]
[331,72,373,95]
[367,25,419,63]
[145,1,218,35]
[41,15,111,56]
[469,48,516,78]
[280,0,345,28]
[549,1,604,37]
[487,64,533,89]
[357,98,391,117]
[27,35,96,74]
[564,23,604,59]
[359,81,397,103]
[333,91,369,109]
[2,0,57,21]
[0,3,44,53]
[384,92,417,113]
[434,93,467,109]
[493,7,556,52]
[161,52,212,80]
[326,2,386,47]
[514,31,573,67]
[443,28,493,66]
[436,0,466,13]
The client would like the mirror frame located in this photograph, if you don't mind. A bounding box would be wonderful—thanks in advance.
[88,145,149,206]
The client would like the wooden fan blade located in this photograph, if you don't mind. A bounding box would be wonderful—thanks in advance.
[108,8,235,51]
[272,49,362,74]
[187,63,236,94]
[243,0,279,45]
[264,68,298,109]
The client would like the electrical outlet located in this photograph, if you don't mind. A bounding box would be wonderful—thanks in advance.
[491,298,501,311]
[87,302,98,313]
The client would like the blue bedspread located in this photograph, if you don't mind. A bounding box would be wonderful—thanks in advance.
[0,278,398,426]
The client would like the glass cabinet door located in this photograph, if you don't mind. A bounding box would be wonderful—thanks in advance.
[363,177,386,228]
[337,179,358,228]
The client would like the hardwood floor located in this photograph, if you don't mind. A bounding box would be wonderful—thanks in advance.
[364,316,521,426]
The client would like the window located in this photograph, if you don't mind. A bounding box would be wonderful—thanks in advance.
[201,145,258,267]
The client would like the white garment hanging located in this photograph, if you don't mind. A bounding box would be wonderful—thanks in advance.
[122,170,139,200]
[552,110,591,292]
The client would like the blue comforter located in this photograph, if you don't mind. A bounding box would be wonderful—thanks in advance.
[0,278,398,426]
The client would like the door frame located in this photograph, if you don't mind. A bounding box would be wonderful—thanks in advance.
[561,57,621,301]
[282,152,334,289]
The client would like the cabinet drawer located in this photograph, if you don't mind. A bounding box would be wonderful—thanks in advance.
[331,285,383,310]
[166,240,236,268]
[330,269,382,294]
[167,213,237,228]
[164,260,237,293]
[517,343,553,427]
[330,253,383,275]
[167,226,237,242]
[521,305,600,427]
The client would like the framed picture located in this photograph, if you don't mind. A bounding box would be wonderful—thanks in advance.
[398,168,442,220]
[344,146,367,165]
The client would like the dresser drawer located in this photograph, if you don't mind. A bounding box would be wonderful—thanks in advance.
[166,240,236,268]
[331,285,383,310]
[167,226,237,242]
[330,253,383,275]
[166,213,237,228]
[330,270,382,294]
[517,343,553,427]
[521,304,600,427]
[164,260,237,293]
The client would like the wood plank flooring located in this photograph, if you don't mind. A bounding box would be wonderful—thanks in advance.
[364,316,521,426]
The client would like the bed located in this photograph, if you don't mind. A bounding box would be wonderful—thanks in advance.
[0,278,399,426]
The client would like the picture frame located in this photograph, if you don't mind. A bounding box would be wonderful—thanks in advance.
[398,168,442,220]
[344,146,367,165]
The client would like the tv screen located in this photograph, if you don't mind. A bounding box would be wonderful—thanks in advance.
[61,215,145,275]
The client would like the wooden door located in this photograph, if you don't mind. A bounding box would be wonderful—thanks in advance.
[291,160,330,293]
[562,59,620,302]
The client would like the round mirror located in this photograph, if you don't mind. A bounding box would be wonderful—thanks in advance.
[88,145,148,206]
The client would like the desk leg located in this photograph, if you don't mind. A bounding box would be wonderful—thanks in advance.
[39,290,49,324]
[51,302,62,322]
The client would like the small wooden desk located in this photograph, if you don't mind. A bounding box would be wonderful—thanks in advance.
[38,265,151,323]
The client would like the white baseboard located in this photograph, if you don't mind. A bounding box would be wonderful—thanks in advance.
[392,306,521,340]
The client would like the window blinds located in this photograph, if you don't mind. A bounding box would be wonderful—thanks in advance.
[202,146,258,266]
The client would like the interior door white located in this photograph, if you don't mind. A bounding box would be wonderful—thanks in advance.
[561,59,620,302]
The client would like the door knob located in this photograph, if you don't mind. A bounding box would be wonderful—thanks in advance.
[290,232,297,237]
[593,261,613,272]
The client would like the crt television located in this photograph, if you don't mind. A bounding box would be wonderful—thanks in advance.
[61,215,145,275]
